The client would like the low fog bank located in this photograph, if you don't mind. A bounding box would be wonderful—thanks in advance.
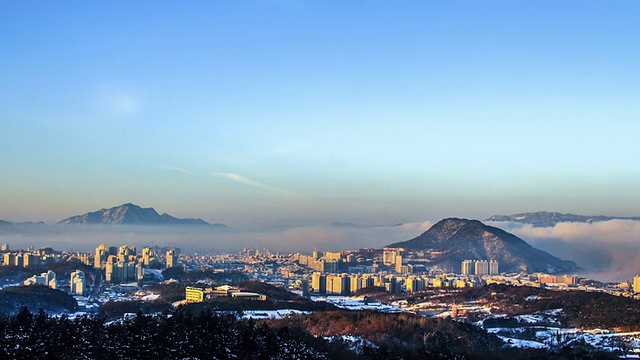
[5,220,639,282]
[0,221,433,255]
[490,220,640,282]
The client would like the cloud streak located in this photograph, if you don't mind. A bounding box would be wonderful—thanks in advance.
[215,173,306,199]
[154,165,195,175]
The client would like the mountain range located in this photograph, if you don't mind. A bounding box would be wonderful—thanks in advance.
[56,203,228,227]
[486,211,640,227]
[388,218,576,274]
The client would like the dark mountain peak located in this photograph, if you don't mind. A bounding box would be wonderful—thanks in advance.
[56,203,224,227]
[431,217,483,230]
[416,218,491,243]
[388,218,576,274]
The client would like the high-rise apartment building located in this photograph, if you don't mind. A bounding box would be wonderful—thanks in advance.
[166,249,178,269]
[311,272,326,294]
[383,248,399,266]
[70,270,86,296]
[633,275,640,293]
[95,244,110,268]
[461,259,474,275]
[489,259,499,275]
[118,245,136,262]
[475,260,489,276]
[105,261,136,283]
[141,247,154,265]
[3,253,14,266]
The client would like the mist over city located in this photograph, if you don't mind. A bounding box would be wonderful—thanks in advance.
[5,213,640,283]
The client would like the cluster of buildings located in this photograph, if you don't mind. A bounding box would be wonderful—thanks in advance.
[310,272,484,295]
[93,244,181,283]
[8,241,640,304]
[22,269,87,296]
[533,273,579,285]
[23,270,57,289]
[183,285,266,305]
[301,250,501,295]
[2,247,62,268]
[95,244,143,283]
[460,259,499,276]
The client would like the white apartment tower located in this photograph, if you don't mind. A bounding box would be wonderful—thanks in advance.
[474,260,489,276]
[70,270,86,296]
[489,259,499,275]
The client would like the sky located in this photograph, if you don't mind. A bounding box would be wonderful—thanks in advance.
[1,1,639,228]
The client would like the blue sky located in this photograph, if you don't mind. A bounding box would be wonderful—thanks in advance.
[1,1,639,226]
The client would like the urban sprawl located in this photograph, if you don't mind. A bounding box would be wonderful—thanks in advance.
[2,244,640,310]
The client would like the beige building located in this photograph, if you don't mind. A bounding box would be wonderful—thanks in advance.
[461,260,473,275]
[633,275,640,293]
[166,249,178,269]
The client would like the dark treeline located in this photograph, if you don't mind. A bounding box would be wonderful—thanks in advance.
[0,307,326,359]
[0,307,619,359]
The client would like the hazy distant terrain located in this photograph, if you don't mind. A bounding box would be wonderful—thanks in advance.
[0,221,429,254]
[4,207,640,281]
[487,212,640,281]
[57,203,225,227]
[486,211,640,227]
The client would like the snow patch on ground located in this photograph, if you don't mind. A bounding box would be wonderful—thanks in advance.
[499,335,548,349]
[324,335,378,355]
[141,293,159,301]
[312,296,403,313]
[242,309,308,319]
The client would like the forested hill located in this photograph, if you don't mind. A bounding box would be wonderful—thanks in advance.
[0,286,77,315]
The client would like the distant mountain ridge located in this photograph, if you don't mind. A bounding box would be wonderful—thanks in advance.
[57,203,227,227]
[1,220,51,235]
[0,220,19,235]
[330,222,404,229]
[486,211,640,227]
[388,218,576,274]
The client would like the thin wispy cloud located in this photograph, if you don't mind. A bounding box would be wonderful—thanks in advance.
[154,165,195,175]
[96,84,142,117]
[109,93,138,115]
[214,172,306,199]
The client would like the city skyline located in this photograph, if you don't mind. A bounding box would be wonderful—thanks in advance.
[2,1,639,228]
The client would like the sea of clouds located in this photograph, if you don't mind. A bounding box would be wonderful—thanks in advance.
[489,219,640,282]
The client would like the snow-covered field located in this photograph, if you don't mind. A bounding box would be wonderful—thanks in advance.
[312,296,403,312]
